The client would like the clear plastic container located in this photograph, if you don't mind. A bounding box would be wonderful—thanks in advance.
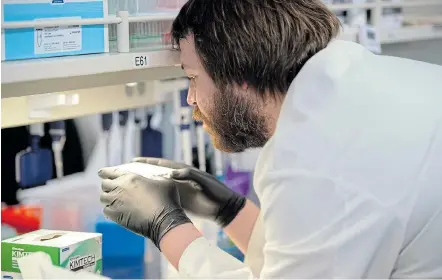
[108,0,187,15]
[19,185,102,233]
[109,20,173,51]
[108,0,159,15]
[107,0,174,51]
[155,0,187,11]
[138,0,159,14]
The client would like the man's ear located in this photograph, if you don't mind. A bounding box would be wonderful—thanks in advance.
[241,82,249,90]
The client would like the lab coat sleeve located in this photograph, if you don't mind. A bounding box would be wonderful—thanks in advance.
[179,214,266,279]
[179,237,255,279]
[244,214,265,277]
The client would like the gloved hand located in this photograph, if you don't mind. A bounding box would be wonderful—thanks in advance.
[133,157,246,227]
[98,168,191,249]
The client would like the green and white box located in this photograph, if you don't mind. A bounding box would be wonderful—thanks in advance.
[1,229,102,278]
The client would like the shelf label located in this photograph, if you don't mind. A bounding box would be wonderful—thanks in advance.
[34,19,82,55]
[134,55,149,68]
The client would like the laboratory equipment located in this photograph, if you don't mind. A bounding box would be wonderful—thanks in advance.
[141,113,164,158]
[128,20,174,50]
[49,121,66,179]
[15,124,53,188]
[134,107,147,157]
[359,24,382,54]
[228,148,262,172]
[195,121,206,172]
[348,0,367,27]
[122,110,137,162]
[225,166,251,199]
[213,151,246,262]
[95,216,145,279]
[2,0,109,61]
[18,188,92,232]
[108,0,157,15]
[381,7,404,29]
[107,0,174,51]
[108,112,122,166]
[214,149,224,182]
[1,205,42,238]
[220,165,252,261]
[118,110,129,163]
[118,109,137,163]
[179,89,193,165]
[101,113,113,166]
[156,0,188,11]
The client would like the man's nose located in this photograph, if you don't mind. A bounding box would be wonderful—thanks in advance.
[187,84,196,106]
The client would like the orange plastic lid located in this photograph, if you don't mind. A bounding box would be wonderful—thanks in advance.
[1,205,42,234]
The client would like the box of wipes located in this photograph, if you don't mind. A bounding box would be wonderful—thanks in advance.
[2,0,109,61]
[1,229,102,278]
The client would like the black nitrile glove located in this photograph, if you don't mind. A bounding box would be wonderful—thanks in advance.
[133,157,246,228]
[98,167,191,249]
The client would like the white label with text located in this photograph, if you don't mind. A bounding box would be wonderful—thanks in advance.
[134,55,149,68]
[35,25,82,54]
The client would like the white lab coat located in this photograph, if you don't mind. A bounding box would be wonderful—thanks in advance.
[178,40,442,278]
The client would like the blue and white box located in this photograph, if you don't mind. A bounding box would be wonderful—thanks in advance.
[2,0,109,61]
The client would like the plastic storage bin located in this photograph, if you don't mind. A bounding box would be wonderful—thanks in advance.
[107,0,174,51]
[2,0,109,61]
[18,183,102,233]
[95,216,146,279]
[156,0,187,11]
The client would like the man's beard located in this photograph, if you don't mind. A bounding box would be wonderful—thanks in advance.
[193,87,270,153]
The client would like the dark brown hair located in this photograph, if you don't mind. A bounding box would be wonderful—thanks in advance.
[172,0,341,97]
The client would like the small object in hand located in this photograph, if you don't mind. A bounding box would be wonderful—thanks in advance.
[106,162,172,180]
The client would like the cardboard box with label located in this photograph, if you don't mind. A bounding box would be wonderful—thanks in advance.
[2,0,109,61]
[1,229,102,279]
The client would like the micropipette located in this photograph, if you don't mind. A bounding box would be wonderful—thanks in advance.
[49,121,66,179]
[179,88,193,165]
[195,120,206,172]
[101,113,113,166]
[119,110,130,164]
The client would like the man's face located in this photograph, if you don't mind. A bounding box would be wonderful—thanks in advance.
[180,35,269,153]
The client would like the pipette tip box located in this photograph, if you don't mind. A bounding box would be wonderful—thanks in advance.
[2,0,109,61]
[1,229,102,278]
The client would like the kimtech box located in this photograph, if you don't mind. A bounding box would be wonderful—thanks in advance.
[1,229,102,278]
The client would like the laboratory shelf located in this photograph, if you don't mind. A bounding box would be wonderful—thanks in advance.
[1,79,188,129]
[328,0,442,11]
[1,50,184,99]
[381,0,442,8]
[329,2,377,11]
[1,13,177,30]
[380,25,442,44]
